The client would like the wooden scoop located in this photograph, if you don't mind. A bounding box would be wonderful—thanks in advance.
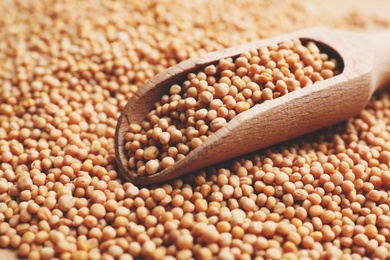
[115,27,390,185]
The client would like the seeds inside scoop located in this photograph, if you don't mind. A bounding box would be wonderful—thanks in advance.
[124,39,342,176]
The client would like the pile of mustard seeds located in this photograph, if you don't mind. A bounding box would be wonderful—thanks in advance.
[1,0,390,259]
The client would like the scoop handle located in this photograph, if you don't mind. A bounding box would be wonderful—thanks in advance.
[372,29,390,91]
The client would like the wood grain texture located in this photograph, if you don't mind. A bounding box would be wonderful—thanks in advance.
[0,249,20,259]
[372,30,390,91]
[116,27,390,185]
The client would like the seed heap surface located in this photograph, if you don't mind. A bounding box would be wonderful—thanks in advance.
[1,1,390,260]
[124,40,340,176]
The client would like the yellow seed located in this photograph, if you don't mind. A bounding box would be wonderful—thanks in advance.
[354,233,369,247]
[321,69,334,79]
[276,221,291,235]
[214,83,230,98]
[262,221,276,237]
[161,156,175,168]
[200,91,213,103]
[235,101,250,113]
[258,72,273,83]
[90,203,106,219]
[144,146,159,160]
[57,195,75,212]
[170,129,183,142]
[159,132,170,145]
[210,117,227,131]
[145,160,160,175]
[170,84,182,95]
[309,205,325,218]
[129,124,142,133]
[262,88,273,100]
[320,210,335,224]
[275,80,288,94]
[241,198,256,211]
[184,97,197,109]
[17,176,32,190]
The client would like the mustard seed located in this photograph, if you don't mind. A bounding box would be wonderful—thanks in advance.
[57,195,75,212]
[145,160,160,175]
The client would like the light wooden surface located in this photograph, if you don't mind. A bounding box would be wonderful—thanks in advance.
[0,249,19,259]
[372,30,390,91]
[3,0,390,259]
[116,27,390,185]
